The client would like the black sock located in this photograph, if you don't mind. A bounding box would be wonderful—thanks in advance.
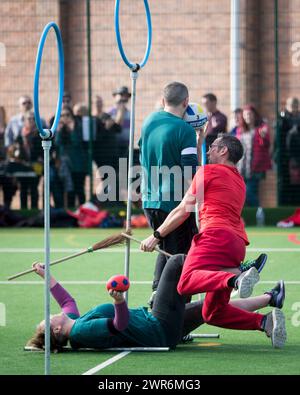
[228,275,238,288]
[260,315,267,330]
[264,292,272,306]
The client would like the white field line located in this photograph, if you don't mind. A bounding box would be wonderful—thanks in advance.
[4,275,299,374]
[82,351,131,375]
[0,247,300,253]
[0,248,141,253]
[0,280,152,285]
[1,280,300,285]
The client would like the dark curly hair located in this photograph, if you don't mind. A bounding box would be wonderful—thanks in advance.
[217,134,244,164]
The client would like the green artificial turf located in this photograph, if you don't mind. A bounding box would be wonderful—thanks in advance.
[0,227,299,375]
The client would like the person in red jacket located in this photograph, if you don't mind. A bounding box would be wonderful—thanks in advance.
[141,135,286,349]
[236,104,272,207]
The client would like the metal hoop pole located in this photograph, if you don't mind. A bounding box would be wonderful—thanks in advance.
[114,0,152,302]
[124,71,138,302]
[33,22,64,139]
[33,22,64,376]
[42,140,51,375]
[114,0,152,70]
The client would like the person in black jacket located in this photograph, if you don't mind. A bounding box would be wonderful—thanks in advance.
[277,97,300,204]
[15,111,43,209]
[93,95,121,201]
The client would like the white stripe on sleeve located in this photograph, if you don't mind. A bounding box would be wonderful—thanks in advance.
[181,147,198,155]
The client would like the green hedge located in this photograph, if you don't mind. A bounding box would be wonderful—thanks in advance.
[242,207,298,226]
[11,206,300,226]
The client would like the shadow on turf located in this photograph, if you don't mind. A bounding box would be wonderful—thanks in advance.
[177,341,299,354]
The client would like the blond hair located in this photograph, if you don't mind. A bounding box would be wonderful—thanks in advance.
[26,326,67,353]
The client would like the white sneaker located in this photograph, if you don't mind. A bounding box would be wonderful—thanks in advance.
[235,267,260,298]
[264,308,287,349]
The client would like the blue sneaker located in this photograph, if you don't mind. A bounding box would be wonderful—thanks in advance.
[265,280,285,309]
[239,253,267,273]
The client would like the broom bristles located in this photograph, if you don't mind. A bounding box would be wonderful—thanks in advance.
[91,231,132,251]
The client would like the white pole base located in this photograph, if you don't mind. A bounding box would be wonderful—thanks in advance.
[191,334,220,339]
[24,346,170,352]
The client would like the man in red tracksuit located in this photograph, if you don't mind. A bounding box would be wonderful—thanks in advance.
[141,134,286,348]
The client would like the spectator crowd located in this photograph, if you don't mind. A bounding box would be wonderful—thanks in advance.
[0,86,298,211]
[0,86,131,210]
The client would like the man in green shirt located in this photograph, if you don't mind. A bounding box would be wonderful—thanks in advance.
[139,82,199,305]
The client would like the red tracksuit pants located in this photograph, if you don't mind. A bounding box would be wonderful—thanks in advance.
[177,228,264,330]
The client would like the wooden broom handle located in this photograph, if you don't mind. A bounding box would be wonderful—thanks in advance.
[7,248,89,281]
[121,233,173,258]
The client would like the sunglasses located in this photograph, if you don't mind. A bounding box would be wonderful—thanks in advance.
[22,101,31,105]
[209,143,225,152]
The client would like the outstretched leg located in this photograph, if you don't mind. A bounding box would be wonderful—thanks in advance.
[151,254,189,348]
[181,285,284,337]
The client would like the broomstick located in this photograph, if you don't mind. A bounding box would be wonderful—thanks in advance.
[8,232,172,281]
[121,232,172,257]
[7,232,129,281]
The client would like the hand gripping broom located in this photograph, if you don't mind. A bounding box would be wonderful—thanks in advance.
[8,232,171,280]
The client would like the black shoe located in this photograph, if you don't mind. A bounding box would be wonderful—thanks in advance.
[265,280,285,309]
[239,253,267,273]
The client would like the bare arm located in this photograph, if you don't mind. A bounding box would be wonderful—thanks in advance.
[114,103,126,125]
[157,191,196,236]
[140,191,196,252]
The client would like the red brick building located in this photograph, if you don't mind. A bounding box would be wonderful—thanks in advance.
[0,0,299,207]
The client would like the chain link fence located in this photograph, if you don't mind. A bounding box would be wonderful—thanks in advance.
[0,0,299,212]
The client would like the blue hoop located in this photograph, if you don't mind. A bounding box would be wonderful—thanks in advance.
[114,0,152,70]
[34,22,64,139]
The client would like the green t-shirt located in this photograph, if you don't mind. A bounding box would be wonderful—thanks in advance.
[69,303,167,349]
[139,110,197,212]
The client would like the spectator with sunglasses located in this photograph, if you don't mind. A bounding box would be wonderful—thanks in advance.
[4,95,46,148]
[0,105,17,208]
[14,111,43,209]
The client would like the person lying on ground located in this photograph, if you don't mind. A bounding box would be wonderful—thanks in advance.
[27,255,285,352]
